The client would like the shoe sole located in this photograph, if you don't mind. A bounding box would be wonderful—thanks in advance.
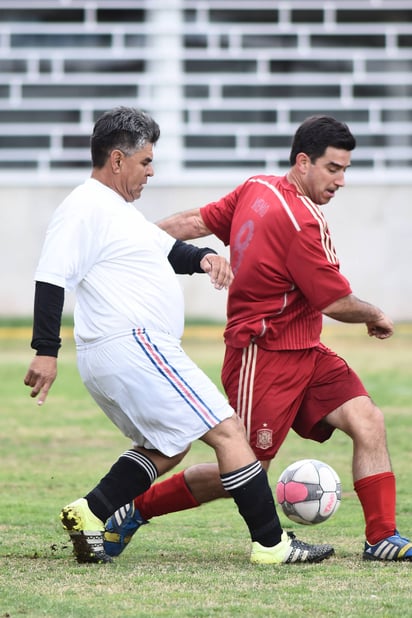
[60,507,112,564]
[363,552,412,562]
[251,546,335,564]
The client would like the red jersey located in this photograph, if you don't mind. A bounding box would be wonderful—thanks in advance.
[201,174,352,350]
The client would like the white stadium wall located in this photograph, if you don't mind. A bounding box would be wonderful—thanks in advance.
[1,182,411,322]
[0,1,411,321]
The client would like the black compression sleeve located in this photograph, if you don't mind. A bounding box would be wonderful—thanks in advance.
[168,239,217,274]
[31,281,65,357]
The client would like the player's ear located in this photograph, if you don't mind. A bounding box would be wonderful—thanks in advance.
[110,149,124,173]
[295,152,311,174]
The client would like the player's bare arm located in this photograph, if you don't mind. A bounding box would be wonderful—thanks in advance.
[161,214,232,287]
[200,253,233,290]
[322,294,394,339]
[157,208,211,240]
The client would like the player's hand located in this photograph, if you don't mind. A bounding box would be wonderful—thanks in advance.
[200,254,234,290]
[366,314,394,339]
[24,355,57,405]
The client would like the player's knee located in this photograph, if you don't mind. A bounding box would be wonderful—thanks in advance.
[202,413,246,447]
[217,413,247,441]
[362,403,386,438]
[346,400,386,442]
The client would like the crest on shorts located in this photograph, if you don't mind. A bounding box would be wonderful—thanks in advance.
[256,427,273,450]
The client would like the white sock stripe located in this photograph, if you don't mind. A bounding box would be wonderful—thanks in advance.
[221,460,263,491]
[222,469,260,491]
[227,459,261,483]
[122,450,158,484]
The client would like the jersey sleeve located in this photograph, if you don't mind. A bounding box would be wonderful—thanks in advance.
[200,182,245,245]
[285,220,352,311]
[35,204,102,292]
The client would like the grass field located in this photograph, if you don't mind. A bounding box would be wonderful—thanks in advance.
[0,322,411,617]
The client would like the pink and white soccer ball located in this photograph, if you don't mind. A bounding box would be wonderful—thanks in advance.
[276,459,341,525]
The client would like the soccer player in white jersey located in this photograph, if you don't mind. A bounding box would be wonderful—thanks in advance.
[24,107,333,565]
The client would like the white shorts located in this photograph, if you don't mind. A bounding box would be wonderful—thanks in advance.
[76,328,234,457]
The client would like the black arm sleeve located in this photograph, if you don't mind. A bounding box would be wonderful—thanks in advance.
[31,281,65,357]
[167,239,218,274]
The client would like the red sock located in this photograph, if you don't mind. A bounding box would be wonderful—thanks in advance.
[134,470,200,520]
[354,472,396,544]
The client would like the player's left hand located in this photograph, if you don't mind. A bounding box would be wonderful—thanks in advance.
[200,253,234,290]
[24,355,57,405]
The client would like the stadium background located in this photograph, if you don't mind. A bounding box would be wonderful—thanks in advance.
[1,0,411,321]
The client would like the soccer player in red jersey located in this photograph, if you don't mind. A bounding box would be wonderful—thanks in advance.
[105,115,412,562]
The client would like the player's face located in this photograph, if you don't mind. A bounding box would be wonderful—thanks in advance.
[304,147,351,205]
[118,143,155,202]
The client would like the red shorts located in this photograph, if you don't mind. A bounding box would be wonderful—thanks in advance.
[221,342,368,460]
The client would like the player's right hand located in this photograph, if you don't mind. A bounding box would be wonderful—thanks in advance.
[200,253,234,289]
[24,355,57,406]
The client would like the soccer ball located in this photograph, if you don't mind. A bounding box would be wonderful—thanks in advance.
[276,459,341,525]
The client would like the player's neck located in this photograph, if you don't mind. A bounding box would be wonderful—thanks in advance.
[286,169,307,197]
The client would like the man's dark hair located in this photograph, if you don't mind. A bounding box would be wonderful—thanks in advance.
[91,106,160,168]
[289,115,356,166]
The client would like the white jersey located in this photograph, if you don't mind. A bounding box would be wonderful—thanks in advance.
[35,178,184,342]
[35,177,233,455]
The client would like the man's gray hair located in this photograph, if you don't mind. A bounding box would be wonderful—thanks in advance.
[91,106,160,168]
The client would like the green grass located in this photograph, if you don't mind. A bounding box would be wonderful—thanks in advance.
[0,323,411,617]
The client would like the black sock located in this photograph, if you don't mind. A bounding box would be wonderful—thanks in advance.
[85,450,158,522]
[221,461,282,547]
